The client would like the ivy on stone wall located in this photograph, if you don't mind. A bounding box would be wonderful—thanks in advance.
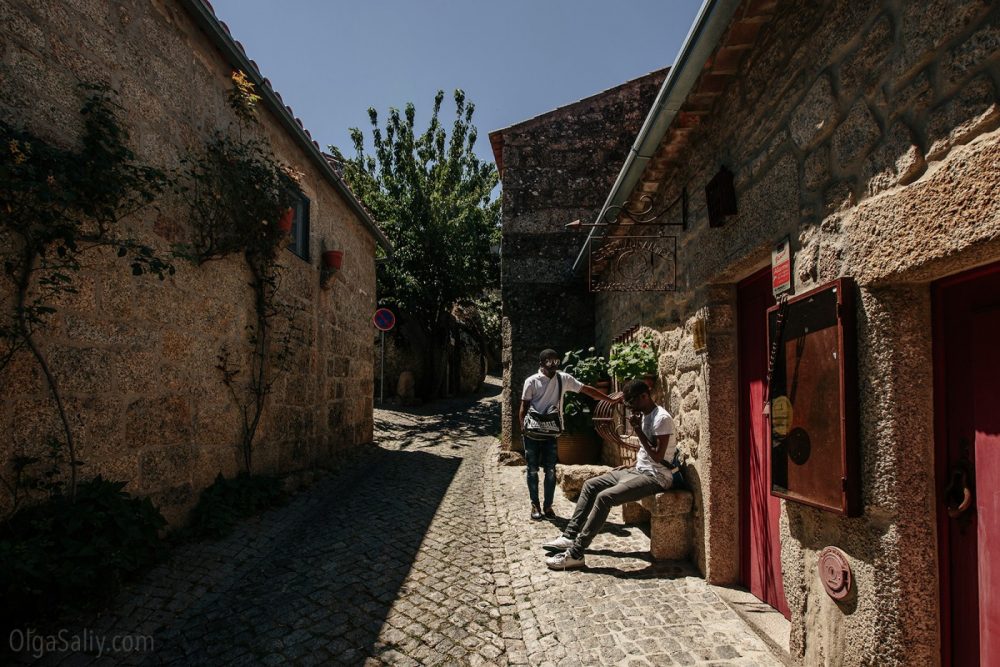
[0,82,175,506]
[179,71,303,475]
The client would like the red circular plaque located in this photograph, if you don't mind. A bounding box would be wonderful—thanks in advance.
[819,546,852,601]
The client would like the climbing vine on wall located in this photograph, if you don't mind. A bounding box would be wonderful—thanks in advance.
[178,71,303,474]
[0,82,175,506]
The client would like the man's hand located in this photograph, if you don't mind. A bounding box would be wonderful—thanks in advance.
[628,411,642,430]
[609,391,624,403]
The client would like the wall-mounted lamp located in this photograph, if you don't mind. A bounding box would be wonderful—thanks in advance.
[320,249,343,288]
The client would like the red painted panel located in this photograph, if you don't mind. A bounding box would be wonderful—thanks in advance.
[738,268,789,618]
[934,261,1000,666]
[973,306,1000,667]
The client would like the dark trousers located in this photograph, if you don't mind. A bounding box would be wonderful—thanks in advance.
[523,436,557,508]
[564,469,668,557]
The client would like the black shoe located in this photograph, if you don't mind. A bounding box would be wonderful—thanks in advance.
[543,506,556,519]
[530,504,543,521]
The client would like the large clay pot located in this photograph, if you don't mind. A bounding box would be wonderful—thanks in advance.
[557,432,600,465]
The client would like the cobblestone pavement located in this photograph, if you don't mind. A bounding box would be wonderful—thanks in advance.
[12,377,782,666]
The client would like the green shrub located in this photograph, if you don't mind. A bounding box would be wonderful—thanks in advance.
[561,347,609,385]
[181,473,286,540]
[609,336,658,381]
[0,477,167,627]
[561,347,610,433]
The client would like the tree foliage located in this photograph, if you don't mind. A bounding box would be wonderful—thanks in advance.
[332,90,500,395]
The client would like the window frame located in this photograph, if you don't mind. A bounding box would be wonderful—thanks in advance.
[288,194,310,261]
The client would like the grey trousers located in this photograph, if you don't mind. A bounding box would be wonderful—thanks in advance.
[564,469,669,557]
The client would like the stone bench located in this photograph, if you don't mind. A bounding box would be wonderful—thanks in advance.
[638,490,693,561]
[557,464,694,561]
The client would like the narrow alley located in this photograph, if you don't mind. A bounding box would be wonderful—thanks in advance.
[18,378,782,666]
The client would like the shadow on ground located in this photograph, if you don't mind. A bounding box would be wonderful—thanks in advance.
[11,382,502,665]
[147,446,463,664]
[13,446,463,665]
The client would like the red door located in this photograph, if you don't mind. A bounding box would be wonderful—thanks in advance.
[738,267,790,618]
[934,263,1000,666]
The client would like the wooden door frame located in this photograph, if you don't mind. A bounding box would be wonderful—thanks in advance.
[737,266,772,587]
[932,260,1000,666]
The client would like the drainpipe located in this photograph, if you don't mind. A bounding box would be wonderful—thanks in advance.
[571,0,742,272]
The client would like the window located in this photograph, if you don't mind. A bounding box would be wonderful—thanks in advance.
[288,194,310,261]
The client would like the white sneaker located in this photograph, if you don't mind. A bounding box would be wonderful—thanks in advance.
[543,535,575,550]
[545,550,586,570]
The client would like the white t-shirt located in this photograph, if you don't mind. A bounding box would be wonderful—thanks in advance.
[521,370,583,414]
[635,405,676,486]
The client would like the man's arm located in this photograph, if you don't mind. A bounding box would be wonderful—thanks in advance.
[629,414,672,460]
[578,385,622,403]
[519,399,530,426]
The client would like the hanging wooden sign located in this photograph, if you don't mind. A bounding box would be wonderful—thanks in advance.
[588,235,677,292]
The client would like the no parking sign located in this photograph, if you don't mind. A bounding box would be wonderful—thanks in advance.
[373,308,396,332]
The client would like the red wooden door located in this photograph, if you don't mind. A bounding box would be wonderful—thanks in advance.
[934,263,1000,666]
[738,267,790,618]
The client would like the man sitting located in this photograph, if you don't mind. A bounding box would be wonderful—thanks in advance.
[544,378,678,570]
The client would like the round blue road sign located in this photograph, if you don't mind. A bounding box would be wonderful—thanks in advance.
[373,308,396,331]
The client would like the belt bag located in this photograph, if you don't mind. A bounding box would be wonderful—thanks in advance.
[523,373,563,439]
[523,408,563,439]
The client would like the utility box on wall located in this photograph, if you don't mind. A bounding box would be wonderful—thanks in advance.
[767,277,861,516]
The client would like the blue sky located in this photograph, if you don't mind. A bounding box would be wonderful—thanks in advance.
[210,0,704,167]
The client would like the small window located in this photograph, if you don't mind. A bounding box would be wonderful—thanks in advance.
[288,195,310,261]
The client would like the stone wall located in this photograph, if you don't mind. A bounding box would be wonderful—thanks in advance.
[0,0,380,523]
[593,0,999,664]
[373,323,486,402]
[494,70,667,449]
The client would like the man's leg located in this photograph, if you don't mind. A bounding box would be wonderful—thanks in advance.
[569,472,664,558]
[561,471,621,539]
[522,437,542,511]
[540,437,558,511]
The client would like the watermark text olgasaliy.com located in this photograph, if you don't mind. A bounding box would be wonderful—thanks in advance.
[8,628,154,658]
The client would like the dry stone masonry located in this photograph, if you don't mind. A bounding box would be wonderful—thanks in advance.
[0,0,384,523]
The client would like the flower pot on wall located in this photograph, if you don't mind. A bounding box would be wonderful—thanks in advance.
[278,208,294,234]
[322,250,343,271]
[557,432,599,465]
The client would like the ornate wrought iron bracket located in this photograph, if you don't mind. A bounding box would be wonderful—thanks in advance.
[566,187,688,229]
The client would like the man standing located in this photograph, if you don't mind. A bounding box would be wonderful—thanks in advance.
[543,379,678,569]
[520,349,620,521]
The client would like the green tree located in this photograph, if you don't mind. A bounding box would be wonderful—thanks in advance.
[332,90,500,398]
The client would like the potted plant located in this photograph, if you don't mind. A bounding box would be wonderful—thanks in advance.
[322,249,343,271]
[563,346,610,387]
[277,207,294,234]
[557,347,609,464]
[609,336,657,385]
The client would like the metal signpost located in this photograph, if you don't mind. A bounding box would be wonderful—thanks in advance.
[372,308,396,404]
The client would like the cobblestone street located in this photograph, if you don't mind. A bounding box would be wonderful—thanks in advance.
[17,378,782,666]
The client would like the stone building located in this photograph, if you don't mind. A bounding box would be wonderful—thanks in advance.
[495,0,999,664]
[0,0,390,523]
[489,68,668,450]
